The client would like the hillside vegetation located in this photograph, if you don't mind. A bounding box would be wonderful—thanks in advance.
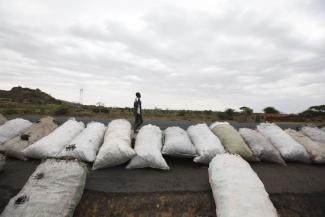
[0,86,324,122]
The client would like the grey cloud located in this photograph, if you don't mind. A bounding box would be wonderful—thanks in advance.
[0,1,324,112]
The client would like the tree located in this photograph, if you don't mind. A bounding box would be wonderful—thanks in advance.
[96,102,105,113]
[240,106,253,116]
[225,108,235,120]
[300,105,325,117]
[263,106,280,114]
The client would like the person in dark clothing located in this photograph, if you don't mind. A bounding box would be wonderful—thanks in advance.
[133,92,143,133]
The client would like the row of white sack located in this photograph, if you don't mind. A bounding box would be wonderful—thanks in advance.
[1,117,325,170]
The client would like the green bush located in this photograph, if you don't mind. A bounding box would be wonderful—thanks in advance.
[3,109,17,115]
[54,105,71,116]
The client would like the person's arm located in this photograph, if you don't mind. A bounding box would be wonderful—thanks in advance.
[134,99,138,115]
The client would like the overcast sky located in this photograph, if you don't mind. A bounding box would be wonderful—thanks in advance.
[0,0,324,113]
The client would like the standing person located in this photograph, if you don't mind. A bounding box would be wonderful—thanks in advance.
[133,92,143,133]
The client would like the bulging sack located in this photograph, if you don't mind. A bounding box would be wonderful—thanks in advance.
[301,126,325,144]
[257,123,310,163]
[0,113,7,125]
[209,154,278,217]
[0,159,87,217]
[162,126,197,158]
[126,124,169,170]
[0,118,32,144]
[59,122,106,162]
[285,129,325,163]
[23,118,85,159]
[187,123,225,164]
[3,117,58,160]
[210,122,253,160]
[92,119,134,169]
[239,128,285,164]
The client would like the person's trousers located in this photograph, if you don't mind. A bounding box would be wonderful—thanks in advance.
[134,114,143,132]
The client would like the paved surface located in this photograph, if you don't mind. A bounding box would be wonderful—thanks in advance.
[1,157,325,195]
[1,158,325,216]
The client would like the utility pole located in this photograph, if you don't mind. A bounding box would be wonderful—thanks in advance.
[79,88,83,105]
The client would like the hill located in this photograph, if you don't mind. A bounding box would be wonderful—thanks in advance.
[0,86,61,104]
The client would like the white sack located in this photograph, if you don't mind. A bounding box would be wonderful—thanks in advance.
[92,119,134,170]
[162,126,197,158]
[0,113,7,125]
[23,119,85,159]
[209,154,278,217]
[0,153,5,172]
[0,118,32,144]
[0,159,87,217]
[321,127,325,132]
[301,126,325,144]
[239,128,285,164]
[126,124,169,170]
[257,123,310,163]
[3,117,58,160]
[187,123,225,164]
[59,122,106,162]
[210,122,253,160]
[285,129,325,163]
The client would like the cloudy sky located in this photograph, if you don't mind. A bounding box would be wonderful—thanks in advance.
[0,0,324,113]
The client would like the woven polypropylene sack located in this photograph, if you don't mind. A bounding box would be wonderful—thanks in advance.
[59,122,106,162]
[208,154,278,217]
[187,123,225,164]
[3,117,58,160]
[210,122,253,160]
[0,159,87,217]
[126,124,169,170]
[23,119,84,159]
[92,119,134,169]
[239,128,285,164]
[301,126,325,144]
[286,129,325,163]
[0,118,32,145]
[257,123,310,163]
[0,113,7,125]
[162,126,197,158]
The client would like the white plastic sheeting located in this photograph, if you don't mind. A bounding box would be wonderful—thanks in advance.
[209,154,278,217]
[0,113,7,125]
[2,117,58,160]
[187,123,225,164]
[257,123,310,163]
[23,119,85,159]
[93,119,134,170]
[126,124,169,170]
[301,126,325,144]
[59,122,106,162]
[285,129,325,163]
[239,128,285,164]
[0,159,87,217]
[162,126,197,158]
[0,118,32,144]
[210,122,253,160]
[0,153,5,172]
